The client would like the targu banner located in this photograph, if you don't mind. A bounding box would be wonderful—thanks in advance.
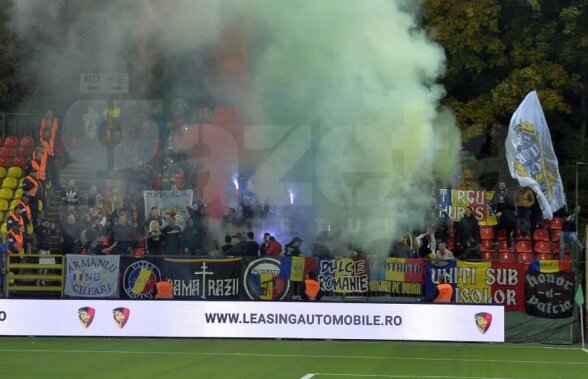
[425,261,524,311]
[437,189,497,226]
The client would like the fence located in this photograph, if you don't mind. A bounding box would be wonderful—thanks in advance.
[3,254,65,297]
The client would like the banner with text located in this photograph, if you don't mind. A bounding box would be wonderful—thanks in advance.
[425,260,524,311]
[525,271,575,318]
[242,257,291,301]
[65,255,120,298]
[369,258,424,296]
[0,299,505,342]
[143,190,193,218]
[424,260,457,301]
[318,258,369,294]
[161,258,241,300]
[437,189,497,226]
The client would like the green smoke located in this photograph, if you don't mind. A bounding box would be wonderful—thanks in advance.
[242,0,461,251]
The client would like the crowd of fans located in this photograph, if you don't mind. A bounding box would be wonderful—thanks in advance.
[0,108,585,266]
[389,181,584,263]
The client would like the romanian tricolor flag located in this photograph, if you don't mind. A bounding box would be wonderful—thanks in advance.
[279,256,317,282]
[72,273,83,281]
[247,273,287,300]
[385,258,424,282]
[132,267,155,294]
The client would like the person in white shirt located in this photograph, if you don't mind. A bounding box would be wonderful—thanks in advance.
[434,241,455,261]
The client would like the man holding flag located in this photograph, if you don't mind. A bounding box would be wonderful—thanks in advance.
[505,91,566,220]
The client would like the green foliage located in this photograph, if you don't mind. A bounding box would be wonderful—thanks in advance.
[423,0,588,225]
[423,0,586,137]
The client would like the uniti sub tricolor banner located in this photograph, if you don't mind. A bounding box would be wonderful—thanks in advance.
[425,261,525,311]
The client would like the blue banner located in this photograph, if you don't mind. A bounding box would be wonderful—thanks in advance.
[424,260,457,301]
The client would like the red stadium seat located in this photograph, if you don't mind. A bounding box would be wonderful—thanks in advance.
[559,256,573,272]
[516,240,532,253]
[481,240,494,251]
[549,218,563,230]
[0,156,10,167]
[534,241,551,254]
[515,228,531,240]
[0,146,13,157]
[499,252,514,263]
[497,240,509,252]
[517,252,533,264]
[134,246,145,258]
[16,146,32,157]
[481,251,495,261]
[446,238,455,251]
[19,136,34,148]
[11,156,26,167]
[536,253,552,260]
[3,136,18,148]
[533,229,549,242]
[550,229,561,243]
[480,227,494,241]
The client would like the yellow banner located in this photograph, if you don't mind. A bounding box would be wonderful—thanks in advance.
[456,261,492,304]
[539,260,560,273]
[385,258,406,282]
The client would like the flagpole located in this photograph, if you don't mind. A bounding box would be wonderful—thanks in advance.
[581,304,585,350]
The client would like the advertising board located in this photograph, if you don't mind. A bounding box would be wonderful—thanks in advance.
[0,300,503,342]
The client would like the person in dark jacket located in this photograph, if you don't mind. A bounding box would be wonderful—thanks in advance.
[182,218,201,256]
[462,238,481,260]
[35,219,55,254]
[162,216,182,255]
[109,213,137,255]
[283,237,303,256]
[456,207,480,256]
[62,213,82,255]
[243,231,260,256]
[490,182,515,248]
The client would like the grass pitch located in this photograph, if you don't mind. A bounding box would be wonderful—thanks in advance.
[0,338,586,379]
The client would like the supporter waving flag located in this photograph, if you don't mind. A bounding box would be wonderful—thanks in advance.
[505,91,566,219]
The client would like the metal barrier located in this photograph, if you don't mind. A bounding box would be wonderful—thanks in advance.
[3,254,65,297]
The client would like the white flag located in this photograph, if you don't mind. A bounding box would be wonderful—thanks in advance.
[505,91,566,219]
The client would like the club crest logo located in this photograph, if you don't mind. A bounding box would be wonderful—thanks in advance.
[475,312,493,334]
[113,307,130,329]
[78,307,95,328]
[123,260,161,299]
[243,258,290,301]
